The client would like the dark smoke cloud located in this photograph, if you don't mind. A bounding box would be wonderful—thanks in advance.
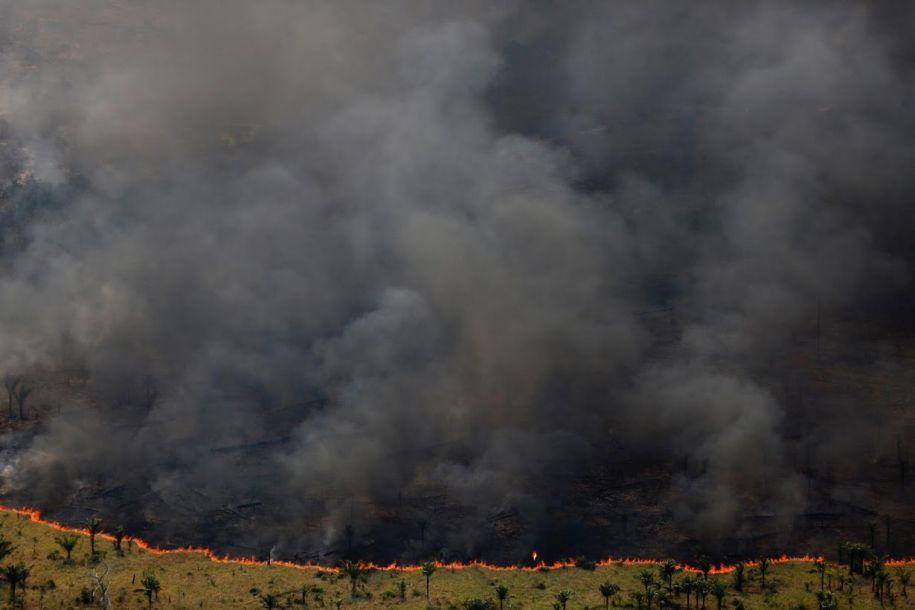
[0,1,913,560]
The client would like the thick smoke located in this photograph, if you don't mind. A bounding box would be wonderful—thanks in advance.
[0,1,913,561]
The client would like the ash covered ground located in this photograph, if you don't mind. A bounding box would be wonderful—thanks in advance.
[0,1,913,565]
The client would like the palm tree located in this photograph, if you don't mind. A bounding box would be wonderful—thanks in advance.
[865,556,886,595]
[0,533,15,562]
[340,560,367,598]
[874,569,889,604]
[138,573,160,609]
[259,593,280,609]
[694,578,709,609]
[816,590,839,610]
[13,382,32,420]
[844,584,855,610]
[555,589,572,610]
[3,374,20,420]
[682,575,695,609]
[54,533,79,563]
[655,587,672,610]
[599,581,620,610]
[646,584,657,610]
[864,563,878,598]
[639,570,656,610]
[640,570,656,595]
[632,591,645,610]
[758,558,771,590]
[672,581,683,600]
[421,561,436,600]
[733,562,745,592]
[895,567,910,598]
[710,579,726,610]
[844,543,870,575]
[835,573,848,596]
[815,560,827,591]
[495,584,509,610]
[113,525,126,554]
[86,517,103,556]
[659,560,679,592]
[3,562,30,604]
[698,557,712,581]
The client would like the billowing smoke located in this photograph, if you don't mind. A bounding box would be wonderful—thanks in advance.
[0,1,913,561]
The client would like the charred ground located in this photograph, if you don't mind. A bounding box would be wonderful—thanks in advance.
[1,307,912,565]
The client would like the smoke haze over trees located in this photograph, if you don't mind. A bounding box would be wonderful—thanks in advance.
[0,1,913,561]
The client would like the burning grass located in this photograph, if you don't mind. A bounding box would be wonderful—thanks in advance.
[0,505,911,608]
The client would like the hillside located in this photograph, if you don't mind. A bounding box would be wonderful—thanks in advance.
[1,0,915,589]
[0,507,911,609]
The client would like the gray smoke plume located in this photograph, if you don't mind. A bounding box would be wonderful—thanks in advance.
[0,1,913,561]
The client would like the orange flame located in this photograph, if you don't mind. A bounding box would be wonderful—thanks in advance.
[1,503,912,573]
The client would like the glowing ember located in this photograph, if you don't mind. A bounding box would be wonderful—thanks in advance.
[0,503,911,573]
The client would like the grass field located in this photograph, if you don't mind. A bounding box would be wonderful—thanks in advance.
[0,507,910,609]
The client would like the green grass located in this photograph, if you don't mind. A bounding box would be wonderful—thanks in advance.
[0,508,910,609]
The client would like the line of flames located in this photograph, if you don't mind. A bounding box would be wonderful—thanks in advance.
[1,503,912,574]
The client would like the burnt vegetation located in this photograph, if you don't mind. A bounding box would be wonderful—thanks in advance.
[1,508,911,609]
[0,0,913,572]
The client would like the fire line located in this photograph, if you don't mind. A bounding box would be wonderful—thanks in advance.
[1,503,912,573]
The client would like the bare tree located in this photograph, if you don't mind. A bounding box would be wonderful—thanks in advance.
[3,374,20,419]
[89,562,111,609]
[143,375,159,412]
[733,562,745,592]
[758,558,771,590]
[13,382,32,420]
[113,525,126,555]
